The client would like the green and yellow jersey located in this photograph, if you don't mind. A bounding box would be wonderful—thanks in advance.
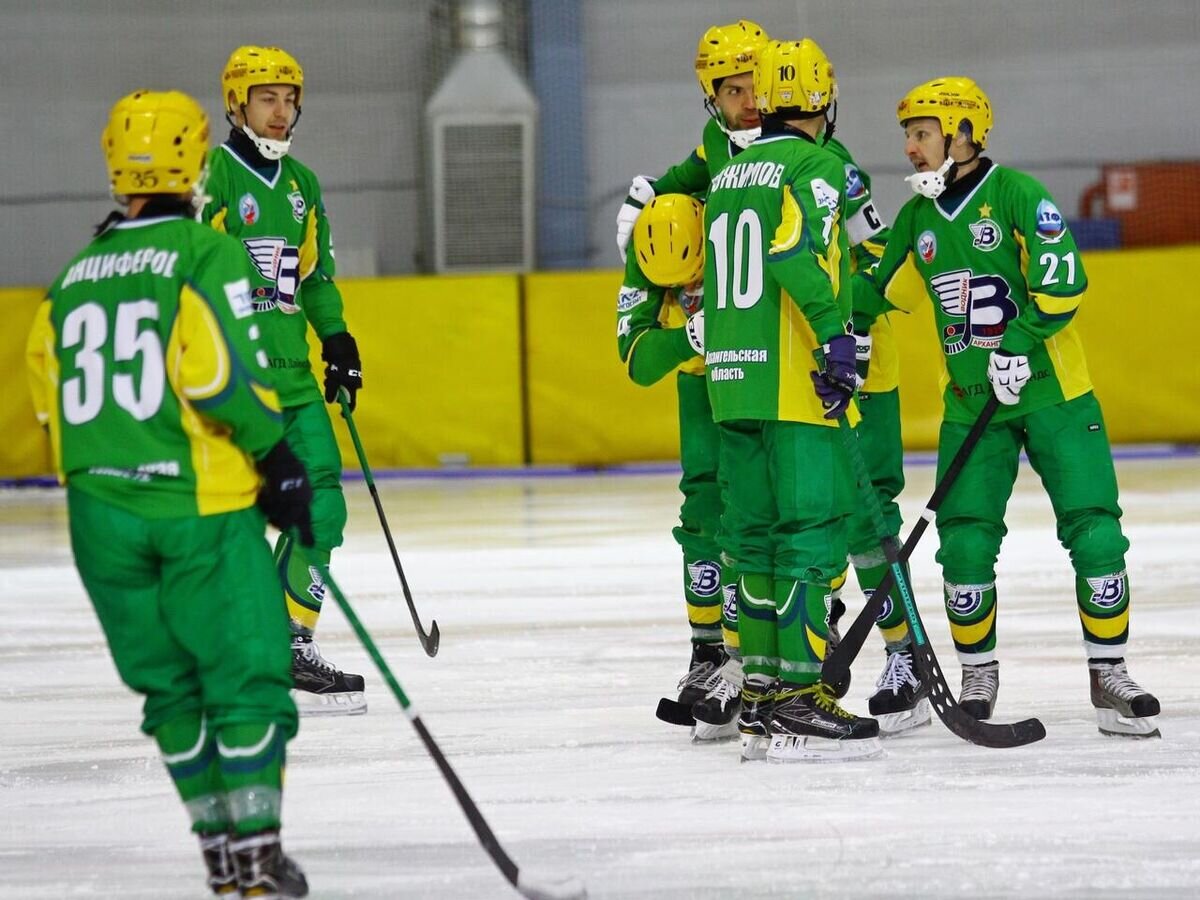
[615,249,704,386]
[201,136,346,407]
[29,214,282,517]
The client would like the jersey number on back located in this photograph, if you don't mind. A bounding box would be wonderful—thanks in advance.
[708,210,764,310]
[61,301,164,425]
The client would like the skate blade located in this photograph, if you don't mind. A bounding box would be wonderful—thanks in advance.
[691,719,739,743]
[766,733,885,763]
[877,698,933,737]
[739,733,769,762]
[293,689,368,717]
[1096,707,1161,738]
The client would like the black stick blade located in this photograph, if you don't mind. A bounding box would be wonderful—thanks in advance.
[655,697,696,727]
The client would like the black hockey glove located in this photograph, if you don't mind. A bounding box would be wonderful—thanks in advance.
[256,440,315,547]
[321,331,362,411]
[810,334,857,419]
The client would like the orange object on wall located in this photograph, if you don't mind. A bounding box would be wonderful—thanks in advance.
[1079,162,1200,247]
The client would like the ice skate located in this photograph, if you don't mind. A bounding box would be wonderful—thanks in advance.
[1089,658,1161,738]
[199,832,237,896]
[691,656,742,742]
[291,636,367,717]
[766,683,883,762]
[738,679,775,761]
[676,641,726,708]
[959,660,999,721]
[230,830,308,899]
[868,646,931,736]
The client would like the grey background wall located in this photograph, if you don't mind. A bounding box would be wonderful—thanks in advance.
[3,1,1198,286]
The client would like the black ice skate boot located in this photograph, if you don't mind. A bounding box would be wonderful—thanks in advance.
[291,635,367,717]
[766,682,883,762]
[868,646,931,736]
[737,677,776,762]
[199,832,237,896]
[1089,658,1161,738]
[230,829,309,899]
[958,660,999,721]
[691,655,742,742]
[676,641,726,709]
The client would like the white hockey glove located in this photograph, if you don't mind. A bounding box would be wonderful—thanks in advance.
[615,175,656,262]
[685,309,705,356]
[853,330,872,389]
[987,350,1031,406]
[905,156,953,199]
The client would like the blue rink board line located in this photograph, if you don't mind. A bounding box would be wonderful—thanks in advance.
[4,444,1198,489]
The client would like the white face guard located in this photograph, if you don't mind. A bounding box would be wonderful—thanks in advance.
[726,126,761,150]
[905,156,954,199]
[241,124,292,160]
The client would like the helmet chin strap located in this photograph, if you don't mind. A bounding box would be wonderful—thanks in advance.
[241,123,291,161]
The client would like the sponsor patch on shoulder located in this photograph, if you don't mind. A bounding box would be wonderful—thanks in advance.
[844,164,866,200]
[918,230,937,263]
[1036,199,1066,243]
[617,287,648,312]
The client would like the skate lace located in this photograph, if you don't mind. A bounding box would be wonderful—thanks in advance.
[960,664,998,703]
[678,658,720,692]
[296,638,339,675]
[1096,661,1144,702]
[705,673,740,703]
[874,649,919,695]
[800,683,855,720]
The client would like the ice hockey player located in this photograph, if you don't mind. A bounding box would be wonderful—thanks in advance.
[855,76,1160,737]
[703,38,882,762]
[202,46,365,716]
[616,192,737,739]
[26,89,311,896]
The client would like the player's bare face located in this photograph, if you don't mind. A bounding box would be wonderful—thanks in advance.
[244,85,298,140]
[716,73,759,130]
[904,119,946,172]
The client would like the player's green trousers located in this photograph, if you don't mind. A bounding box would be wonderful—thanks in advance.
[846,388,911,647]
[718,419,854,686]
[67,488,297,835]
[674,373,724,646]
[935,392,1131,662]
[273,399,347,635]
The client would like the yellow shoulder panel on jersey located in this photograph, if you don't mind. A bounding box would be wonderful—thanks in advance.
[24,299,55,426]
[769,184,803,255]
[166,284,261,516]
[210,207,229,234]
[298,205,319,281]
[695,143,707,163]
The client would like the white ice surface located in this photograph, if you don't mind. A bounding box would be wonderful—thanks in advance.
[2,456,1199,899]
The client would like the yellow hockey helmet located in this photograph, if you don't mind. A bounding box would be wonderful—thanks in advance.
[633,194,706,288]
[896,77,993,149]
[694,20,769,98]
[221,45,304,116]
[754,38,837,116]
[101,90,210,198]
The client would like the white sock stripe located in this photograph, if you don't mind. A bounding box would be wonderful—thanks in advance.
[216,723,277,759]
[161,718,208,765]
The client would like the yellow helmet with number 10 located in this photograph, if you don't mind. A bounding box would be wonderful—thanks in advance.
[754,38,837,116]
[221,45,304,116]
[633,194,706,288]
[896,77,993,149]
[101,90,210,199]
[694,20,769,99]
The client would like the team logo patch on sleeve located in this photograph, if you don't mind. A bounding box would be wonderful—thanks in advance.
[918,230,937,263]
[238,193,259,225]
[1035,199,1066,243]
[844,164,866,200]
[687,561,722,598]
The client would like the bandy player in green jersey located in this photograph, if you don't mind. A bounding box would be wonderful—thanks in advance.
[704,39,882,762]
[617,194,735,739]
[614,20,767,738]
[27,91,311,896]
[201,46,365,716]
[858,77,1159,738]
